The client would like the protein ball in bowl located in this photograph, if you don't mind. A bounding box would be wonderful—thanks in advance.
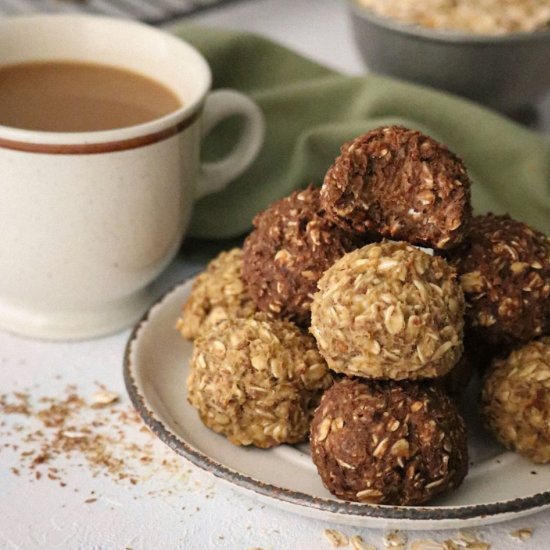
[448,214,550,351]
[176,248,258,340]
[320,126,472,250]
[482,337,550,464]
[310,378,468,505]
[242,185,363,325]
[310,241,464,380]
[187,316,333,448]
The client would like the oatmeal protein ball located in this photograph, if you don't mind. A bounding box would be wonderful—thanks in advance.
[187,316,333,448]
[176,248,257,340]
[310,241,465,380]
[448,214,550,352]
[320,126,472,250]
[242,185,363,324]
[310,378,468,505]
[482,337,550,464]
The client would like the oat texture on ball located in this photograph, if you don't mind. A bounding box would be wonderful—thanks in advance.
[310,378,468,505]
[321,126,472,250]
[176,248,258,340]
[187,316,333,448]
[242,185,364,325]
[482,337,550,464]
[310,241,465,380]
[448,214,550,353]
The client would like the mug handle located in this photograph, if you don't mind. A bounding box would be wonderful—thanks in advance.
[195,89,265,200]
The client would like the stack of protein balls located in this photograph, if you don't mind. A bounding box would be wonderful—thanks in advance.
[178,126,550,505]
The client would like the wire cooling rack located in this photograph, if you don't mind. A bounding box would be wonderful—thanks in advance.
[0,0,243,24]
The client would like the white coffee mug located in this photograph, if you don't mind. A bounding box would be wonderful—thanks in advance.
[0,15,265,340]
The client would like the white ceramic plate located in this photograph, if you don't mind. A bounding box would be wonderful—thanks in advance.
[124,278,550,530]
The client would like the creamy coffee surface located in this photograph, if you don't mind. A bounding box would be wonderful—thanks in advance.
[0,61,182,132]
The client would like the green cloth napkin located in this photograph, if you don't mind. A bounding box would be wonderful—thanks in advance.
[175,26,550,239]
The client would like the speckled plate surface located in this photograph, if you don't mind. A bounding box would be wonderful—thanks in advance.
[123,278,550,530]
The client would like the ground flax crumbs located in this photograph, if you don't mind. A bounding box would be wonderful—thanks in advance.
[0,385,188,496]
[1,387,533,548]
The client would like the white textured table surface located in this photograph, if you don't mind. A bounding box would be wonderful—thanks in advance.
[1,2,550,549]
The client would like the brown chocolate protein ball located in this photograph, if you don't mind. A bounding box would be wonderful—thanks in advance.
[482,337,550,464]
[187,316,333,448]
[310,378,468,505]
[310,241,465,380]
[176,248,258,340]
[242,185,363,325]
[448,214,550,352]
[321,126,472,250]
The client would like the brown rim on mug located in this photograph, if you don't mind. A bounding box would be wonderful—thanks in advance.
[0,110,201,155]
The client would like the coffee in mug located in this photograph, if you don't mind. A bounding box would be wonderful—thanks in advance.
[0,15,265,340]
[0,61,183,132]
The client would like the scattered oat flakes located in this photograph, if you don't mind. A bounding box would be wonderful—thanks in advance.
[91,390,119,408]
[458,530,477,544]
[441,538,463,550]
[61,430,88,439]
[437,532,491,550]
[324,528,349,548]
[351,535,377,550]
[384,531,407,548]
[410,541,445,550]
[463,544,490,550]
[510,528,533,541]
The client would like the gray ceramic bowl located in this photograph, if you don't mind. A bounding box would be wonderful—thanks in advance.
[348,0,550,115]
